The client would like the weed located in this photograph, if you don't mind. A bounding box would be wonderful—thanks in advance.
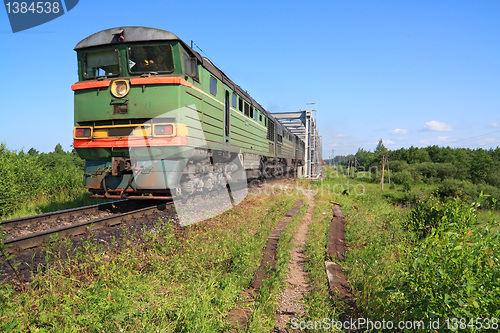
[0,191,303,332]
[0,227,25,291]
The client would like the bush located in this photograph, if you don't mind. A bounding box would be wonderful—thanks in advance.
[437,179,500,210]
[382,190,420,206]
[479,184,500,210]
[387,160,409,173]
[403,193,476,239]
[385,195,500,321]
[437,179,479,202]
[0,143,84,217]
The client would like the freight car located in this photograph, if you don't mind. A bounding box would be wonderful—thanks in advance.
[72,27,304,199]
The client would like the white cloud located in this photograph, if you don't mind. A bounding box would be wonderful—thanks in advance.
[437,136,450,143]
[390,128,408,135]
[479,137,500,145]
[383,139,395,145]
[423,120,453,132]
[420,139,432,145]
[492,122,500,128]
[334,134,346,138]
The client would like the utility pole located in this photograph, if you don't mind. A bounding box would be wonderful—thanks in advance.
[380,155,385,190]
[386,156,391,185]
[380,155,390,189]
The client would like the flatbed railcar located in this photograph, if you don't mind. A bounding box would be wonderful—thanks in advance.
[72,27,304,199]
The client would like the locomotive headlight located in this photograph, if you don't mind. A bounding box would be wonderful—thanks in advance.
[110,80,130,98]
[153,124,175,137]
[74,127,93,139]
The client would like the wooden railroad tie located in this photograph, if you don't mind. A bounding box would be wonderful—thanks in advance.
[227,199,303,331]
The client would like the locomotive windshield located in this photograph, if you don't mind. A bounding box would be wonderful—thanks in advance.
[82,48,120,79]
[128,44,174,74]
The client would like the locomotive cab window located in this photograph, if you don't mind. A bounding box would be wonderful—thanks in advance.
[210,77,217,96]
[128,44,174,74]
[183,53,199,81]
[244,102,250,116]
[82,48,120,79]
[232,93,237,108]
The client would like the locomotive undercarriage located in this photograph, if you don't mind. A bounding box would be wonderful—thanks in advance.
[85,149,297,200]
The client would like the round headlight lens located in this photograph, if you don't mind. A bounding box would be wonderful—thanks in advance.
[111,80,130,98]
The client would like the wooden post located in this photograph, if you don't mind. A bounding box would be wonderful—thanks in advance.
[380,155,385,190]
[386,156,391,185]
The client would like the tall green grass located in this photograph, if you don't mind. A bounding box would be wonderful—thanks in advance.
[302,185,341,324]
[322,166,500,331]
[0,191,300,332]
[0,143,99,219]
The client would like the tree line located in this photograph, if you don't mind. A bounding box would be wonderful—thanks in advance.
[330,140,500,208]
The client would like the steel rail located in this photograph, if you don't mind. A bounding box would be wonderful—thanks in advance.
[0,200,129,230]
[2,202,172,252]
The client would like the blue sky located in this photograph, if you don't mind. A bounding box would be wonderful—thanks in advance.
[1,0,499,157]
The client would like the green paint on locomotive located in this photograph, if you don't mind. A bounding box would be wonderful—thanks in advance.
[74,42,183,124]
[73,27,303,197]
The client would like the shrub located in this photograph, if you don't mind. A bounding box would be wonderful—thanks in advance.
[382,190,420,206]
[437,179,500,210]
[403,193,476,239]
[437,179,478,200]
[385,196,500,321]
[0,143,84,217]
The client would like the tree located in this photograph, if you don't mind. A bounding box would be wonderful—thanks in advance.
[355,148,374,169]
[469,149,493,184]
[54,144,65,154]
[375,139,387,155]
[27,148,39,156]
[409,148,431,164]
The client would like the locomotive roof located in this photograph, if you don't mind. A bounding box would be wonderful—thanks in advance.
[75,27,294,138]
[74,27,181,50]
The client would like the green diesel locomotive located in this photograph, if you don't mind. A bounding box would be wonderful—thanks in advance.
[72,27,304,199]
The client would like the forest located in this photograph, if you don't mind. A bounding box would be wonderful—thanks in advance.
[331,140,500,209]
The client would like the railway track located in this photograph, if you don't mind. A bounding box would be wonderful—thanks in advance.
[0,177,292,254]
[0,200,171,253]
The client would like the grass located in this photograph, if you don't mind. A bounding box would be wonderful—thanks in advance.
[301,183,341,324]
[303,174,413,319]
[0,189,303,332]
[319,167,500,330]
[1,188,110,220]
[246,193,306,332]
[2,168,499,331]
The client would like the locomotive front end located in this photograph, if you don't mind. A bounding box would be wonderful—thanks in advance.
[72,27,195,199]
